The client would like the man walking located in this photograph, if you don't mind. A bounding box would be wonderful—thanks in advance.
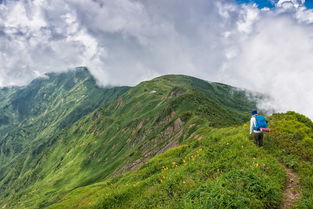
[250,110,268,147]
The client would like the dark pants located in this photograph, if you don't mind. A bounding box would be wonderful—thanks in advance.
[254,132,264,147]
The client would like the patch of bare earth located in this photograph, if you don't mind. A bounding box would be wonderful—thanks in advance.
[280,167,301,209]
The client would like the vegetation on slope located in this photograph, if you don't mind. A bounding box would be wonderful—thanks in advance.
[0,73,257,208]
[1,71,311,209]
[264,111,313,208]
[47,117,287,209]
[0,67,129,164]
[48,112,313,209]
[0,68,130,207]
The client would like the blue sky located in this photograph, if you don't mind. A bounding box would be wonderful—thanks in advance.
[236,0,313,9]
[305,0,313,8]
[236,0,276,8]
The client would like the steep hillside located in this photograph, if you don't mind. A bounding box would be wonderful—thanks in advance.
[0,68,129,206]
[0,73,258,208]
[264,112,313,208]
[47,112,313,209]
[0,67,129,164]
[0,86,20,135]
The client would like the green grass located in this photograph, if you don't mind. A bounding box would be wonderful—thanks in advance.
[0,67,129,165]
[1,70,312,209]
[0,72,257,208]
[47,112,313,209]
[263,111,313,208]
[0,68,130,208]
[48,123,286,209]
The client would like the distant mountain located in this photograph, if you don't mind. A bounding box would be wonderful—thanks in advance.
[0,67,129,200]
[0,67,129,163]
[0,68,312,209]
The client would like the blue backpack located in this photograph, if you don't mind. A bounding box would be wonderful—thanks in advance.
[254,115,268,131]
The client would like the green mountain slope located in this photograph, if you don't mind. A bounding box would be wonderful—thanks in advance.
[265,112,313,208]
[48,125,285,209]
[0,72,258,208]
[0,68,129,205]
[0,67,129,164]
[1,71,311,209]
[48,112,313,209]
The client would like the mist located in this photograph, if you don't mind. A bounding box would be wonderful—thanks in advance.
[0,0,312,119]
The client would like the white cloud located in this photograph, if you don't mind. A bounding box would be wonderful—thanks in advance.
[227,8,313,119]
[277,0,304,8]
[0,0,313,119]
[237,4,260,34]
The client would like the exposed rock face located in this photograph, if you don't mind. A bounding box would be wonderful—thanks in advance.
[174,118,183,132]
[115,115,185,176]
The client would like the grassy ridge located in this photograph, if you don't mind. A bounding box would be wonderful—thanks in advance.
[48,112,313,209]
[0,68,130,207]
[0,67,129,165]
[3,71,312,209]
[48,121,286,209]
[0,73,257,208]
[264,111,313,208]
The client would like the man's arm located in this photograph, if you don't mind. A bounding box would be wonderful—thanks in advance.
[249,117,254,135]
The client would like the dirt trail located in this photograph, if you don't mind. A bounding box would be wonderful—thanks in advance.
[280,167,301,209]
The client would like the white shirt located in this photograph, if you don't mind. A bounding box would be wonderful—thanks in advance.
[250,116,262,134]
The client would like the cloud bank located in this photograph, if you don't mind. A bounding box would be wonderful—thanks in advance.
[0,0,313,119]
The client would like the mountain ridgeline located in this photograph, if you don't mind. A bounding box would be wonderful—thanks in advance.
[0,68,129,164]
[0,68,312,209]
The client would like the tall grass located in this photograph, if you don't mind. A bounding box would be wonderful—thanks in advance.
[264,111,313,208]
[50,125,286,209]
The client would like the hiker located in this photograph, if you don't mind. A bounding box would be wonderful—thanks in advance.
[250,110,269,147]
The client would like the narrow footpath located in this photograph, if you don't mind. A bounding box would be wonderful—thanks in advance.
[280,167,301,209]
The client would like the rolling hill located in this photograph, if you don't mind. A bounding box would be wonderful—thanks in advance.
[0,68,312,209]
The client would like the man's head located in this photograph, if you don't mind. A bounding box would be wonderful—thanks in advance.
[251,110,258,116]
